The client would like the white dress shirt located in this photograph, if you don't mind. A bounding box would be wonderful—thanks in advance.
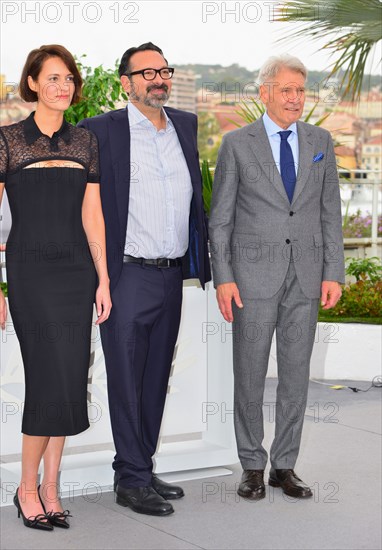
[124,102,193,259]
[262,111,299,173]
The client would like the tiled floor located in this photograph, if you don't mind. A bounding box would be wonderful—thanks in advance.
[1,379,381,550]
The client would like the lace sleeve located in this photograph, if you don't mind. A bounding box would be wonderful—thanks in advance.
[87,131,100,183]
[0,129,9,181]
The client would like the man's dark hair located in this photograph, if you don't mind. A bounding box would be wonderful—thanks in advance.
[118,42,168,78]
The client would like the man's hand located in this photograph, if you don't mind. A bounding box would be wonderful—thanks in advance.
[321,281,342,310]
[216,282,243,323]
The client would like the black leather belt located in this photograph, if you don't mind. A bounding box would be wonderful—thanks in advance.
[123,255,182,268]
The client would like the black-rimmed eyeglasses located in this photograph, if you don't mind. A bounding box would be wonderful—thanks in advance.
[125,67,175,81]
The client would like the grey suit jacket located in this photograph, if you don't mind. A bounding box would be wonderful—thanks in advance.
[209,116,345,299]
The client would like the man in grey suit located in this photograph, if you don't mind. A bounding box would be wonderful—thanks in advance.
[209,55,344,500]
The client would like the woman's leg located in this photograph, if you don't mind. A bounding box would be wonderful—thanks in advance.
[39,436,66,513]
[18,435,49,518]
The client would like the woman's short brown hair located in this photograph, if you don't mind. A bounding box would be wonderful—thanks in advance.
[19,44,83,104]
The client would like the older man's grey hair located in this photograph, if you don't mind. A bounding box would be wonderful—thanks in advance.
[258,55,307,84]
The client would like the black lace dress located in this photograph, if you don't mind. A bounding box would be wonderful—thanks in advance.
[0,112,99,436]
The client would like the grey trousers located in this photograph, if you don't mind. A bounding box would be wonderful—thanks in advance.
[232,260,320,470]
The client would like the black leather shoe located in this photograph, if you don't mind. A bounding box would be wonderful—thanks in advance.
[114,472,185,500]
[237,470,265,500]
[151,474,184,500]
[268,468,313,498]
[115,485,174,516]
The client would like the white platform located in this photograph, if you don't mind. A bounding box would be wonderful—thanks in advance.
[268,322,382,381]
[0,449,233,507]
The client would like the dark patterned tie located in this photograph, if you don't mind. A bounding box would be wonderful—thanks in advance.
[278,130,296,203]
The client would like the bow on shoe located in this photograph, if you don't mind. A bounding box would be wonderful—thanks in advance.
[46,509,72,528]
[27,513,51,527]
[48,510,72,519]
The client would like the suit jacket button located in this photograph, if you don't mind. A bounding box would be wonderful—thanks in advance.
[286,239,291,244]
[289,211,294,216]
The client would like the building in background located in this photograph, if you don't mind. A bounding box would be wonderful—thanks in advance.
[339,89,382,121]
[361,135,382,178]
[335,145,358,173]
[167,69,196,113]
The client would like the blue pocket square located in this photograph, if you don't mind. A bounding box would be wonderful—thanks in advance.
[313,153,324,162]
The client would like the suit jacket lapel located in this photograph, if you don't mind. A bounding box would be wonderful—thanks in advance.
[248,118,290,205]
[109,109,131,243]
[292,121,315,205]
[165,109,200,196]
[165,108,202,276]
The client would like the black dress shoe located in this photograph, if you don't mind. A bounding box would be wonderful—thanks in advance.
[268,468,313,498]
[151,474,184,500]
[113,472,184,500]
[237,470,265,500]
[115,485,174,516]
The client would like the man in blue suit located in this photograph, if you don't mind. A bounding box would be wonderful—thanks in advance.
[78,42,211,516]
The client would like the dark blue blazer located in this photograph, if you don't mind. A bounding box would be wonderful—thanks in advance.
[78,107,211,291]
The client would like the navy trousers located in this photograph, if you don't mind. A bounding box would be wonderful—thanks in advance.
[100,262,183,487]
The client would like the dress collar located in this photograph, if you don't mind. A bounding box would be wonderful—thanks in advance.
[24,111,71,148]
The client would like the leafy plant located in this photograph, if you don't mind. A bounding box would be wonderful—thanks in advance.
[229,98,265,126]
[0,282,7,297]
[197,111,221,165]
[65,55,128,125]
[275,0,382,101]
[319,256,382,322]
[229,99,331,129]
[345,257,382,283]
[201,160,213,216]
[342,210,382,239]
[319,280,382,320]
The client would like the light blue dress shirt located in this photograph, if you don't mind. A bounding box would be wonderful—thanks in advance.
[124,102,193,259]
[262,112,299,174]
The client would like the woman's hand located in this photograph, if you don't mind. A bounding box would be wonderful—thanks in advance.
[95,282,112,325]
[0,290,7,330]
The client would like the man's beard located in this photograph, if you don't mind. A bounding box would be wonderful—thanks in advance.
[130,84,170,109]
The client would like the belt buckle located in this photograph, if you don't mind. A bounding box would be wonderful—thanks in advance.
[159,258,171,269]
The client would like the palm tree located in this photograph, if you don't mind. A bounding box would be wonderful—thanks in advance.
[275,0,382,100]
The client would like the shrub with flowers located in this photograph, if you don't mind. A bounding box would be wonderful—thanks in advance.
[342,209,382,238]
[318,257,382,322]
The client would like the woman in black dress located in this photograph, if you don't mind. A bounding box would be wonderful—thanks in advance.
[0,45,111,530]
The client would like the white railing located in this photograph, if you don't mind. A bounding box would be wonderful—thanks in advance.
[338,169,381,258]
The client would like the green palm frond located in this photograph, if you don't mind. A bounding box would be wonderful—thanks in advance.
[230,99,326,127]
[276,0,382,101]
[201,160,213,216]
[314,112,331,127]
[226,98,265,128]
